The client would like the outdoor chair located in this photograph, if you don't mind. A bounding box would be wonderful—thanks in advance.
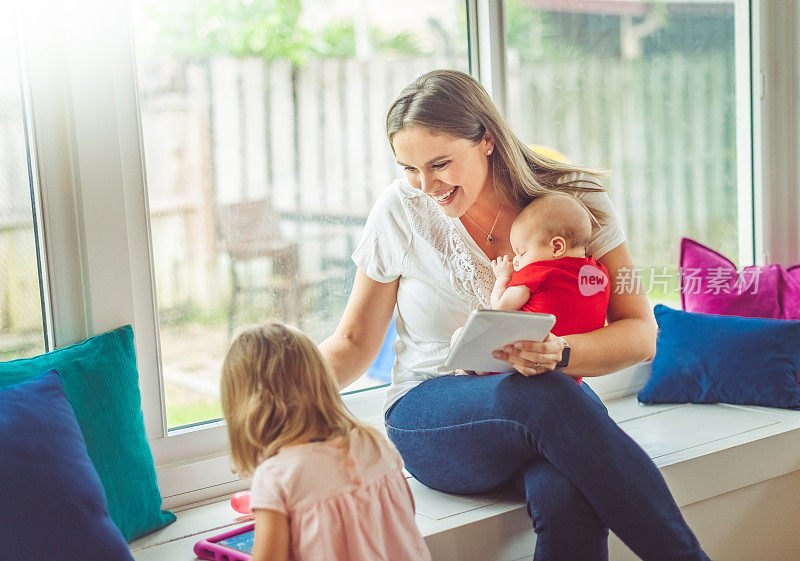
[215,199,301,336]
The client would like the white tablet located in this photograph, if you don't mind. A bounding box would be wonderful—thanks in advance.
[444,310,556,372]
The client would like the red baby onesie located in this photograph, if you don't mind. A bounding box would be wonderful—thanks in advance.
[506,256,611,383]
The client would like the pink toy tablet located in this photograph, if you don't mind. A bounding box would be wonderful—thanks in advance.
[194,523,255,561]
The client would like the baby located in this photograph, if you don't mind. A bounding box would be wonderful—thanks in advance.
[491,192,609,328]
[451,193,610,379]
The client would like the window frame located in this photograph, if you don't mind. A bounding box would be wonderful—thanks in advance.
[17,0,480,507]
[751,0,800,266]
[19,0,797,508]
[9,11,55,354]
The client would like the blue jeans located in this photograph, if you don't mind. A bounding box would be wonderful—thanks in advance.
[384,372,710,561]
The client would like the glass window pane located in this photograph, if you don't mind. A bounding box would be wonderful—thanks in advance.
[504,0,738,308]
[0,20,47,360]
[133,0,469,429]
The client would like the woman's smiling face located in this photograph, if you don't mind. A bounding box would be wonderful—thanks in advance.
[391,127,493,218]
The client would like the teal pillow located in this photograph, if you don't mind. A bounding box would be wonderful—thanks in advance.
[0,325,175,541]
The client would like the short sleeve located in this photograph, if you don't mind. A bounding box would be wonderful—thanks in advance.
[507,265,552,293]
[576,189,627,260]
[351,181,413,283]
[249,462,287,515]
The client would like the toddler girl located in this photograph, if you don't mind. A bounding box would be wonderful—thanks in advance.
[221,321,431,561]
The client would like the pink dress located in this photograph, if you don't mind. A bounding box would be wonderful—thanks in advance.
[249,428,431,561]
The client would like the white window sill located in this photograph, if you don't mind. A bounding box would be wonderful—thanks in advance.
[153,384,389,509]
[133,364,800,560]
[153,364,645,509]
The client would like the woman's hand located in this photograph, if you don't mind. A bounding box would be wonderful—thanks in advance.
[491,332,565,376]
[450,326,464,349]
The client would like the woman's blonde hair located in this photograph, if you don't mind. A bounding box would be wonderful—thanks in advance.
[385,69,607,228]
[220,321,383,477]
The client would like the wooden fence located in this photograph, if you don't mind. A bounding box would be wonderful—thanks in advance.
[507,50,737,264]
[0,51,737,338]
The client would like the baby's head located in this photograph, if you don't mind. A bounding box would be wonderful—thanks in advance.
[510,193,593,271]
[220,321,349,476]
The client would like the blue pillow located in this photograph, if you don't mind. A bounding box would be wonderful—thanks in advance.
[0,371,134,560]
[0,325,175,541]
[638,305,800,409]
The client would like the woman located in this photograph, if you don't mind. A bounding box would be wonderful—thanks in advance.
[320,69,709,561]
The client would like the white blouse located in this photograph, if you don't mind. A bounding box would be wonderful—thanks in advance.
[351,176,627,413]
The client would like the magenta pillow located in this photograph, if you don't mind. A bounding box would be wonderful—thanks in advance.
[680,238,800,320]
[786,265,800,318]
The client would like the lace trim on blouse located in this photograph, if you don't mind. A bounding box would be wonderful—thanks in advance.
[400,194,494,310]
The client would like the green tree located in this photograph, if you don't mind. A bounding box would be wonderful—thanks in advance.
[137,0,423,64]
[137,0,310,63]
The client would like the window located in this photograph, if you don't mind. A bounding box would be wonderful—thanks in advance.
[503,0,743,308]
[131,0,470,430]
[0,16,48,361]
[23,0,800,507]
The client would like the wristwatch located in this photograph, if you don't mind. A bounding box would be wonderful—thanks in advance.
[555,337,571,368]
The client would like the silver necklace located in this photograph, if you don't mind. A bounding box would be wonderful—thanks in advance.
[463,209,502,243]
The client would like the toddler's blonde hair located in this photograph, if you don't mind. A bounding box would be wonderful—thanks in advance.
[221,320,382,477]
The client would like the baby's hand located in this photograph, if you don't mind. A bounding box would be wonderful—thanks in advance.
[491,255,514,278]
